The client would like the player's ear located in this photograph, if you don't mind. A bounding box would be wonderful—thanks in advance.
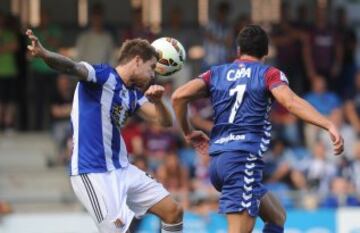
[134,55,141,67]
[237,46,241,57]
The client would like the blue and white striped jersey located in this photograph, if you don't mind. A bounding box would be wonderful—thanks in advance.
[70,62,148,175]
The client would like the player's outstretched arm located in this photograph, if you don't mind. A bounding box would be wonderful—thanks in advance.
[171,79,208,135]
[26,29,88,80]
[172,79,210,156]
[271,84,344,155]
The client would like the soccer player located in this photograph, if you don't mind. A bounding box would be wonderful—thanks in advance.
[171,24,344,233]
[26,29,183,233]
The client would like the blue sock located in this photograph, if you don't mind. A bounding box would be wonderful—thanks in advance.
[263,223,284,233]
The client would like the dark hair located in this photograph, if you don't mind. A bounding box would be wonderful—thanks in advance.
[236,24,269,58]
[118,38,159,64]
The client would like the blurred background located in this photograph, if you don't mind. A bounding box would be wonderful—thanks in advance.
[1,0,360,232]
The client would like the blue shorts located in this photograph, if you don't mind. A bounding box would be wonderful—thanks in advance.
[209,151,267,217]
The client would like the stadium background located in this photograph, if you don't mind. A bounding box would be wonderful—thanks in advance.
[1,0,360,232]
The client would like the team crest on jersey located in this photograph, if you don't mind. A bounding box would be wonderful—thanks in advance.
[119,88,136,111]
[119,89,127,98]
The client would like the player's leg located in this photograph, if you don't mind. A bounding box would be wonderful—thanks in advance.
[148,196,184,233]
[227,212,256,233]
[71,172,135,233]
[209,152,264,233]
[259,192,286,233]
[125,165,183,233]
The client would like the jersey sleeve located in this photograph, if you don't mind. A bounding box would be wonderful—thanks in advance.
[264,67,289,91]
[133,90,149,112]
[80,62,111,85]
[198,70,211,87]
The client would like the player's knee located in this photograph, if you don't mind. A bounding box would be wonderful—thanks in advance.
[280,210,287,225]
[162,202,183,223]
[265,208,286,227]
[274,209,286,226]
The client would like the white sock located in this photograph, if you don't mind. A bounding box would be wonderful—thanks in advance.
[161,221,183,233]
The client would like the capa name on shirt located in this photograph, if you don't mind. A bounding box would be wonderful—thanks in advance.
[227,67,252,81]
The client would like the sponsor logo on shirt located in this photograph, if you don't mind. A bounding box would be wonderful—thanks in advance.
[111,104,129,129]
[214,134,246,144]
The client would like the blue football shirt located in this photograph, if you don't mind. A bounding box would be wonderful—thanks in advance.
[200,59,288,156]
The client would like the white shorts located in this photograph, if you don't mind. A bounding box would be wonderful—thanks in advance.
[70,164,169,233]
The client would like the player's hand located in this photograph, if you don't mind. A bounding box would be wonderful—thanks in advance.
[328,123,344,155]
[144,85,164,103]
[185,130,209,157]
[26,29,47,58]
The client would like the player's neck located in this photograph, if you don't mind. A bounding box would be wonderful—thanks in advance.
[238,55,261,62]
[115,65,133,87]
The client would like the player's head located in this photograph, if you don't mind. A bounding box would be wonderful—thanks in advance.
[118,38,159,89]
[236,24,269,59]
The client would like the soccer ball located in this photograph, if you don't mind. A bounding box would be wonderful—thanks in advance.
[151,37,186,76]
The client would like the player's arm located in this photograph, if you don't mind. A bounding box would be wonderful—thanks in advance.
[172,78,210,156]
[271,85,344,155]
[171,78,208,136]
[172,77,211,157]
[137,85,173,127]
[26,29,88,80]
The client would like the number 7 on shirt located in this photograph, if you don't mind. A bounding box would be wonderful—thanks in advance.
[228,84,246,123]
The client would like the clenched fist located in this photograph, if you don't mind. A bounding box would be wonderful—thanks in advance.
[144,85,165,103]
